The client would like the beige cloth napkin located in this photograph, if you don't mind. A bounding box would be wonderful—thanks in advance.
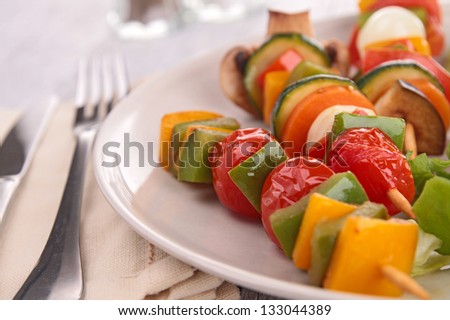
[0,104,240,300]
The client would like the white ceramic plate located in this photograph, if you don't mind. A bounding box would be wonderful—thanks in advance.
[93,6,450,299]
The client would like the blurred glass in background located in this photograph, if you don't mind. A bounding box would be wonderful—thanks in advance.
[107,0,265,40]
[107,0,183,40]
[181,0,264,23]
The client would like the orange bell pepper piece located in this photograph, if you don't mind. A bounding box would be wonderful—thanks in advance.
[159,111,222,168]
[262,71,290,125]
[292,193,357,270]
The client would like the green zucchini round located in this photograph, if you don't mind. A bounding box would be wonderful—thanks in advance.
[244,33,331,115]
[357,60,444,102]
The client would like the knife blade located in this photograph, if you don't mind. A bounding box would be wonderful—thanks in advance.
[0,97,58,225]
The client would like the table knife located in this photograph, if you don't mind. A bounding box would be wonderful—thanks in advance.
[0,97,58,226]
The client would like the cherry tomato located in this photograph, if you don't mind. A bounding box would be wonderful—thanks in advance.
[260,157,334,247]
[304,136,328,162]
[329,127,415,215]
[210,128,275,218]
[305,109,370,162]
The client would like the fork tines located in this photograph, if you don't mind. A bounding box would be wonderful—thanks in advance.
[75,54,129,122]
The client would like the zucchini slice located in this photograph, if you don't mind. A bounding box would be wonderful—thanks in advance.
[271,75,358,139]
[244,33,330,114]
[357,60,444,102]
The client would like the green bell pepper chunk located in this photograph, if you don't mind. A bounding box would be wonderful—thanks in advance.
[413,176,450,255]
[408,153,450,198]
[270,172,368,257]
[286,61,333,86]
[169,117,240,176]
[332,113,406,150]
[177,128,231,184]
[228,141,287,212]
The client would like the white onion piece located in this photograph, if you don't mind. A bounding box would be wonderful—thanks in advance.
[357,6,426,58]
[307,105,376,143]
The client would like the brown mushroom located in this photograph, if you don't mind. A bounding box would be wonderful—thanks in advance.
[266,10,313,38]
[322,39,350,77]
[375,79,446,155]
[219,46,259,116]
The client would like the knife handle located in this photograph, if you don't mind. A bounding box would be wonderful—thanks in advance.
[0,177,19,225]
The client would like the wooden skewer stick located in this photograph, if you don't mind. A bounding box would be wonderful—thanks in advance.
[404,123,417,159]
[381,265,430,300]
[387,188,416,219]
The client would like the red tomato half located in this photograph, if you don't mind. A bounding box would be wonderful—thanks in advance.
[260,157,334,247]
[329,127,415,215]
[210,128,275,218]
[304,136,328,162]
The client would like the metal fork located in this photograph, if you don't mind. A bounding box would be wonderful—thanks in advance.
[14,54,129,300]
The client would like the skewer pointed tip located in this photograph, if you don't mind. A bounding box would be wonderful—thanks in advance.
[405,123,417,160]
[381,265,430,300]
[387,188,416,219]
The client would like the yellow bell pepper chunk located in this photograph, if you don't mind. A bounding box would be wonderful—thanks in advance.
[365,36,431,56]
[323,216,418,297]
[359,0,377,12]
[406,37,431,56]
[292,193,357,270]
[263,71,289,125]
[159,111,222,168]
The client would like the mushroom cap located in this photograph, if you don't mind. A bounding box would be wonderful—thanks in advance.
[322,39,350,76]
[375,79,446,155]
[219,46,258,116]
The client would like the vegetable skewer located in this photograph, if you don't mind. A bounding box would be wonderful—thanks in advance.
[386,188,415,219]
[157,0,450,299]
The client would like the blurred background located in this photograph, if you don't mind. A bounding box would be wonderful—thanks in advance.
[0,0,356,108]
